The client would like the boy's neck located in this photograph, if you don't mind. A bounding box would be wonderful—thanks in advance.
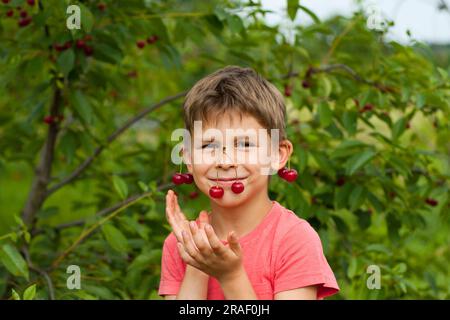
[209,191,273,242]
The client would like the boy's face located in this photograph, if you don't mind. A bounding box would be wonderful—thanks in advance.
[184,111,292,207]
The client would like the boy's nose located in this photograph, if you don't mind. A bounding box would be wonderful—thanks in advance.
[216,147,236,169]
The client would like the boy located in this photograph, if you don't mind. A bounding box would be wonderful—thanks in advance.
[158,66,339,300]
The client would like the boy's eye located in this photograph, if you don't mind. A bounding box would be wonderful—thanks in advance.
[236,141,254,148]
[202,143,219,149]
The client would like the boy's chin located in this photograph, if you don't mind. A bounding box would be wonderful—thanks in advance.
[209,192,249,208]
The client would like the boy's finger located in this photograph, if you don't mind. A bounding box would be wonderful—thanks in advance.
[182,230,202,262]
[204,224,227,256]
[198,211,210,228]
[191,222,213,256]
[227,231,241,256]
[176,242,202,270]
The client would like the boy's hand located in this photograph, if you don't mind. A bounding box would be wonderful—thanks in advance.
[176,220,244,283]
[165,190,210,245]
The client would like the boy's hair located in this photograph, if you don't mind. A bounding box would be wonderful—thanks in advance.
[183,65,287,140]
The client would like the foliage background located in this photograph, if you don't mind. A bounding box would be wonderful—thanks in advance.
[0,0,449,299]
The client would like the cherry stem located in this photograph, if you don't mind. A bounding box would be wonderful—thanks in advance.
[288,158,291,170]
[179,162,182,174]
[216,170,219,186]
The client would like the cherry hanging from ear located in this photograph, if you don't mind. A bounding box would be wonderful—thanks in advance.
[172,173,185,185]
[283,169,298,182]
[278,158,298,182]
[182,173,194,184]
[231,168,244,194]
[172,162,185,185]
[277,167,288,178]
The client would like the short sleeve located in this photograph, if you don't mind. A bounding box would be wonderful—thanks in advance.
[158,233,186,296]
[273,221,340,299]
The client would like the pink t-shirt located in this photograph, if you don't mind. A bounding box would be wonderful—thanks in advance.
[158,201,340,300]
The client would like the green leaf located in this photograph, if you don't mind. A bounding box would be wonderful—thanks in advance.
[342,111,357,135]
[0,244,29,280]
[345,150,377,175]
[72,90,93,124]
[94,44,123,65]
[391,117,407,141]
[331,215,349,234]
[296,147,308,174]
[23,284,36,300]
[318,101,332,127]
[57,49,75,77]
[349,186,367,211]
[354,209,371,230]
[113,175,128,200]
[287,0,299,21]
[347,257,358,279]
[298,5,321,24]
[11,289,21,300]
[386,213,401,243]
[79,4,94,32]
[102,224,130,253]
[227,15,244,34]
[138,181,149,192]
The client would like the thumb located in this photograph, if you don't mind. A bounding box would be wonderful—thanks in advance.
[198,210,210,228]
[227,231,241,255]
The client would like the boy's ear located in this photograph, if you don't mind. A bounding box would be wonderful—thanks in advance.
[277,139,293,170]
[181,147,193,173]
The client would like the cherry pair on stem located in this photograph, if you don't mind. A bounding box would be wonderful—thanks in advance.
[165,190,243,281]
[209,168,244,199]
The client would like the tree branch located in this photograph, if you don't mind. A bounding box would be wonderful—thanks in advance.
[46,91,187,196]
[21,86,62,227]
[22,246,55,300]
[282,63,396,93]
[33,182,173,236]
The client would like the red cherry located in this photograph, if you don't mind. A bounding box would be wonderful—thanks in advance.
[302,80,311,88]
[209,186,224,198]
[6,9,13,17]
[189,191,199,199]
[147,35,159,44]
[63,41,72,49]
[97,3,106,11]
[136,40,146,49]
[19,10,27,18]
[231,181,244,194]
[360,103,374,113]
[76,40,85,49]
[336,177,346,186]
[284,84,292,97]
[283,169,298,182]
[127,70,138,78]
[18,17,32,27]
[43,116,54,124]
[2,0,11,4]
[83,45,94,56]
[27,0,35,5]
[425,198,438,207]
[182,173,194,184]
[53,43,65,52]
[277,167,288,179]
[172,173,185,185]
